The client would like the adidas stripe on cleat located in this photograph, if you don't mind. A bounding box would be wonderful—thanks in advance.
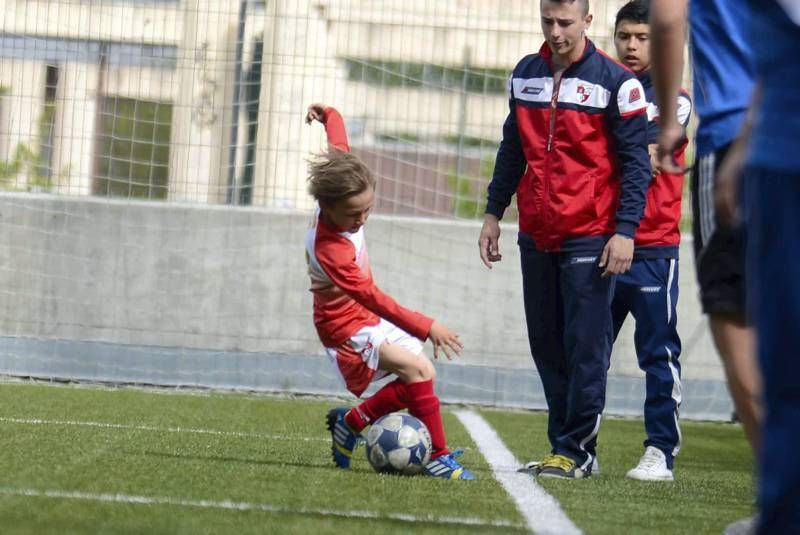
[423,450,476,480]
[325,407,362,469]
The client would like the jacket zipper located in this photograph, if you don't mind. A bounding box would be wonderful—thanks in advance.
[543,69,565,250]
[547,73,563,152]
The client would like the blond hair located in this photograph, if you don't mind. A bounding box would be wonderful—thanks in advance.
[307,150,376,206]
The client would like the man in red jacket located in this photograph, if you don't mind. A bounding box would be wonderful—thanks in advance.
[479,0,651,479]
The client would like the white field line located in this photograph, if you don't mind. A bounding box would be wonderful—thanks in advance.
[0,416,328,442]
[454,409,581,535]
[0,487,526,530]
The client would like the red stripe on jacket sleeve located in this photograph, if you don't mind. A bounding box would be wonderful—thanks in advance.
[619,107,647,118]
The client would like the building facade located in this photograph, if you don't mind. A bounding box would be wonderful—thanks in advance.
[1,0,638,214]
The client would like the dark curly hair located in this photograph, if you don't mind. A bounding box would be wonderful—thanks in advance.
[615,0,650,31]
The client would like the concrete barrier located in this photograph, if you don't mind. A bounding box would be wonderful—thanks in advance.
[0,192,732,419]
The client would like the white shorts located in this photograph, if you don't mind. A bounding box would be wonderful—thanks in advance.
[325,319,423,397]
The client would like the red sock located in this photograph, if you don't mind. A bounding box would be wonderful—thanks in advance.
[345,379,408,433]
[405,380,449,459]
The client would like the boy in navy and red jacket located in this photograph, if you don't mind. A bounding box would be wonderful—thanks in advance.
[610,0,692,483]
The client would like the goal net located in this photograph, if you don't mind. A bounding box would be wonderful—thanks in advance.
[0,0,732,420]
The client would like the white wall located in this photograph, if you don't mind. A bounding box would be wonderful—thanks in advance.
[0,193,723,382]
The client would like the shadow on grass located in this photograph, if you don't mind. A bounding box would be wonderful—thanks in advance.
[122,449,357,472]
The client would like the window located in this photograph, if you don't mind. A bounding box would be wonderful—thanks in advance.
[0,35,177,70]
[36,64,59,181]
[343,59,508,94]
[93,97,172,199]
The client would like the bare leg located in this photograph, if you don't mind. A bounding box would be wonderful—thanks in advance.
[709,313,762,453]
[378,342,435,384]
[342,343,434,430]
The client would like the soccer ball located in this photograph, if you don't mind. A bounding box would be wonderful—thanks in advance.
[366,412,432,475]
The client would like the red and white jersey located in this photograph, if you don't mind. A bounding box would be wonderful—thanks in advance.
[304,107,433,348]
[635,71,692,253]
[305,209,432,347]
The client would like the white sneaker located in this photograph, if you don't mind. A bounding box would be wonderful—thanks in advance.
[626,446,674,481]
[723,515,757,535]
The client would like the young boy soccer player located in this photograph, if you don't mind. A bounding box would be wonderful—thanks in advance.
[304,103,475,480]
[611,0,692,481]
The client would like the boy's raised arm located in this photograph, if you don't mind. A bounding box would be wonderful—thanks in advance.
[306,103,350,152]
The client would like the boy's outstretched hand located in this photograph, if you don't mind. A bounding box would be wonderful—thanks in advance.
[305,103,326,124]
[428,321,463,361]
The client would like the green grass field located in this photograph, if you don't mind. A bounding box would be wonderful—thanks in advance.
[0,382,754,534]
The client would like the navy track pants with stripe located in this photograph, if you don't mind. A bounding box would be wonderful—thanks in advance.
[519,236,614,468]
[611,257,682,468]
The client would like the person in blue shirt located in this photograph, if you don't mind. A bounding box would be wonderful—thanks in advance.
[649,0,761,454]
[653,0,800,532]
[649,0,761,531]
[715,3,800,532]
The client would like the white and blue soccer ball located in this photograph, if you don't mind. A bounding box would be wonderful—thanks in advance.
[366,412,432,475]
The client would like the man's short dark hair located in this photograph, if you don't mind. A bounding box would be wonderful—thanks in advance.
[541,0,590,16]
[614,0,649,30]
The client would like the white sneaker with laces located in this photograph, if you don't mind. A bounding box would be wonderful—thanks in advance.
[626,446,674,481]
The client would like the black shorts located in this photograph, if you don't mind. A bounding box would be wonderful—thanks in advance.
[691,143,746,315]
